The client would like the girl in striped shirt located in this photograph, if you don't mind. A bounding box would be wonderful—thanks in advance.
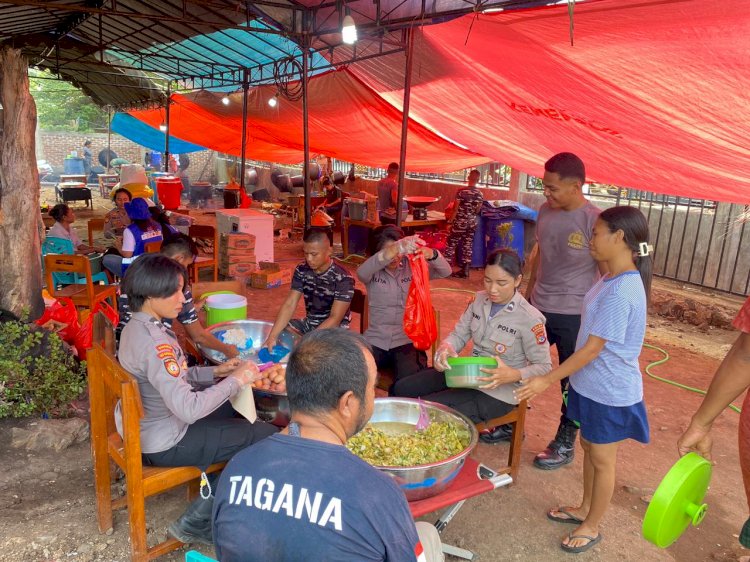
[517,206,653,554]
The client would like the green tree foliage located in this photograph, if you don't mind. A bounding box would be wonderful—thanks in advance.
[29,69,107,132]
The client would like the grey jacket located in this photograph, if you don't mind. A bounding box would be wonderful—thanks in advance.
[444,291,552,404]
[357,249,451,350]
[116,312,241,454]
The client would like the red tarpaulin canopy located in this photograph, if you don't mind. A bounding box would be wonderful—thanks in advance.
[128,70,489,173]
[348,0,750,203]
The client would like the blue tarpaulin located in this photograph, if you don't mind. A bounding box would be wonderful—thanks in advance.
[111,113,207,153]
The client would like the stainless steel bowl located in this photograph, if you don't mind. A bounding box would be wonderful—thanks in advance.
[198,319,300,365]
[362,397,478,501]
[253,387,290,427]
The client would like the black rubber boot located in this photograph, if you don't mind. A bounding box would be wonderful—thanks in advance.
[167,496,214,545]
[451,264,470,279]
[533,422,577,470]
[479,423,514,444]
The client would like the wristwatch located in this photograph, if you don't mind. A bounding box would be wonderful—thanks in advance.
[426,249,438,261]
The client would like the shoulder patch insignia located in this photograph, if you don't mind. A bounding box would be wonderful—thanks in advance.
[156,343,176,360]
[164,358,181,377]
[531,323,547,345]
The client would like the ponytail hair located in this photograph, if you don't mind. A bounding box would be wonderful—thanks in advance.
[599,206,653,302]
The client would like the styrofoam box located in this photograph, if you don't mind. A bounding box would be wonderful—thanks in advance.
[216,209,274,263]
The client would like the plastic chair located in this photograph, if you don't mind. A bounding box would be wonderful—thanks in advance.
[42,236,108,285]
[188,224,218,282]
[44,254,117,310]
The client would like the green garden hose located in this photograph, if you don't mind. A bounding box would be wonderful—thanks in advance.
[642,343,740,414]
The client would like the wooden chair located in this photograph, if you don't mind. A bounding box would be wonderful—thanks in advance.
[475,400,528,482]
[88,342,227,562]
[88,218,105,246]
[44,254,116,309]
[349,288,369,334]
[188,224,218,282]
[144,240,162,254]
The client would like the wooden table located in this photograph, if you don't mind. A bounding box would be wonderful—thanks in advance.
[342,211,447,258]
[60,174,87,184]
[56,182,92,208]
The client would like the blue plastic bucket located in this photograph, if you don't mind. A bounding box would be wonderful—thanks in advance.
[485,218,525,262]
[63,157,85,175]
[470,218,487,268]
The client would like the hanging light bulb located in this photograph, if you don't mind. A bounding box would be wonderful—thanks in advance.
[342,14,357,44]
[268,93,278,108]
[159,123,167,132]
[221,95,230,105]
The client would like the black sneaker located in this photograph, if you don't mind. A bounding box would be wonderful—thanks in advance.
[479,423,514,444]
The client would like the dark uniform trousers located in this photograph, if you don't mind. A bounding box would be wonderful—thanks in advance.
[142,402,278,477]
[539,310,582,428]
[392,368,514,424]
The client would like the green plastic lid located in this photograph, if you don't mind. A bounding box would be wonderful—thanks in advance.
[446,357,497,366]
[642,452,712,548]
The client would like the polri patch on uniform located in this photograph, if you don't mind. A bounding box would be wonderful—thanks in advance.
[164,358,181,377]
[531,323,547,345]
[494,343,507,355]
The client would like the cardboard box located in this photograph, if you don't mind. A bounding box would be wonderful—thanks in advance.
[259,261,280,272]
[250,268,292,289]
[220,254,256,265]
[220,262,257,278]
[220,246,256,259]
[219,232,256,250]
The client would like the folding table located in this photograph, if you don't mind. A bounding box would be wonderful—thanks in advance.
[409,457,513,561]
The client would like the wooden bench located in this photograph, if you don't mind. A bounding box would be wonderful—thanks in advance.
[88,336,226,561]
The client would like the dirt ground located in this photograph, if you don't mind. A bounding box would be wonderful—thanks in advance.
[3,189,748,561]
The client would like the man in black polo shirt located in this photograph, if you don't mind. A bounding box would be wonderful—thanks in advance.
[262,229,355,350]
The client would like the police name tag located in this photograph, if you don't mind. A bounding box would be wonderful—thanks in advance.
[230,385,257,423]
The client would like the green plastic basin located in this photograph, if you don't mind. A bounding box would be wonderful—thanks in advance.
[445,357,497,388]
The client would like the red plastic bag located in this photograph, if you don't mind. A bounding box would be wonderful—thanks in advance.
[35,297,80,344]
[403,253,438,350]
[74,301,119,360]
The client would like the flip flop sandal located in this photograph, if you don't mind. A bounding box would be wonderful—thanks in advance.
[560,533,602,553]
[547,507,584,525]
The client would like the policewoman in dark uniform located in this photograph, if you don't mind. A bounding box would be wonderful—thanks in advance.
[393,249,552,442]
[117,254,276,545]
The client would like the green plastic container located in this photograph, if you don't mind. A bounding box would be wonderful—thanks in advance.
[203,292,247,326]
[445,357,497,388]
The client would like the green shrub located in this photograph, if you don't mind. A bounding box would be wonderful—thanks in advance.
[0,319,86,418]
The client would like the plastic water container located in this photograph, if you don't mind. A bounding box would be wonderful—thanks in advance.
[445,357,497,388]
[204,293,247,326]
[471,216,487,268]
[485,218,525,261]
[155,177,183,210]
[63,157,85,175]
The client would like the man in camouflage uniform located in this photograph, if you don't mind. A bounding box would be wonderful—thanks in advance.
[262,229,355,350]
[444,169,484,278]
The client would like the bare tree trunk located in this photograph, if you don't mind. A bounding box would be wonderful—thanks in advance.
[0,46,44,319]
